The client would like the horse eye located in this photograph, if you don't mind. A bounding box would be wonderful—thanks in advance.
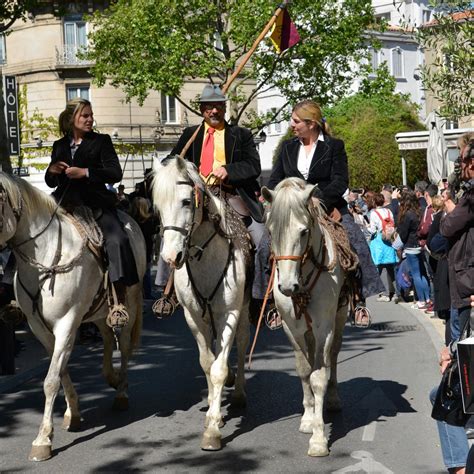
[300,228,309,237]
[182,199,192,207]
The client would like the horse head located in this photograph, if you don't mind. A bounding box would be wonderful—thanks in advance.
[0,173,23,246]
[262,178,323,296]
[152,155,204,269]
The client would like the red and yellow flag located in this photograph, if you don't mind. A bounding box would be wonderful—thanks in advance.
[270,8,301,53]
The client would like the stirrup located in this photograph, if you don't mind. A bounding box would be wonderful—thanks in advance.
[106,303,129,329]
[352,305,371,328]
[265,305,282,330]
[0,300,25,326]
[152,294,179,319]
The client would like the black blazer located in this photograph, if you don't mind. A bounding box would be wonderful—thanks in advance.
[267,135,349,212]
[171,122,264,222]
[45,132,122,210]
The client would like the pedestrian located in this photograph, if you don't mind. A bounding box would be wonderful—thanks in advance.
[267,99,385,326]
[396,190,431,310]
[45,97,139,328]
[367,193,398,302]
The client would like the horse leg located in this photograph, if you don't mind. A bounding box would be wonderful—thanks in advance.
[29,322,77,462]
[326,304,347,412]
[95,319,120,390]
[308,319,334,457]
[202,311,239,451]
[27,317,81,434]
[231,303,249,408]
[282,319,315,434]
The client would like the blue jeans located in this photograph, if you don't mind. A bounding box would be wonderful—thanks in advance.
[406,252,430,302]
[430,387,469,470]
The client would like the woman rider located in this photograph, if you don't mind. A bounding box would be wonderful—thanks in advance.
[267,100,385,325]
[45,98,139,328]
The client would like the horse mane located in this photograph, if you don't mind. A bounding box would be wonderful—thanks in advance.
[0,172,61,219]
[267,178,325,246]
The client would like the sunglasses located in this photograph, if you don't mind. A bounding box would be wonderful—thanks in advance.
[202,103,225,111]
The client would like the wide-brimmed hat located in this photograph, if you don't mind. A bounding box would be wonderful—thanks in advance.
[199,84,227,103]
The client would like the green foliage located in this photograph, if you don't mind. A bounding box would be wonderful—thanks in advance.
[325,87,427,190]
[405,1,473,120]
[86,0,377,127]
[0,1,39,32]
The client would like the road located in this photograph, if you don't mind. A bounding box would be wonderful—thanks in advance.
[0,298,446,473]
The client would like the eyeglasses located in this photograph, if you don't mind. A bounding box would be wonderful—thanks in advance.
[201,103,225,111]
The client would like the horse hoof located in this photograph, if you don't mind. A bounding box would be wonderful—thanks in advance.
[112,396,129,411]
[224,370,235,388]
[307,442,329,457]
[299,421,313,434]
[29,445,52,462]
[230,394,247,409]
[200,434,222,451]
[62,415,81,431]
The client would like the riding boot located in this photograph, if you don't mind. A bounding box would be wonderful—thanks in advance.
[106,280,130,329]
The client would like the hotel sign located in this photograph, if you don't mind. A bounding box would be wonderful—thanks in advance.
[4,76,20,155]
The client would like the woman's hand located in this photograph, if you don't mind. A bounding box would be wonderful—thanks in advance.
[444,199,456,214]
[439,346,452,374]
[48,161,69,175]
[65,167,88,179]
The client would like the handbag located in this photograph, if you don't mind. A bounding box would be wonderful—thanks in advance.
[457,335,474,414]
[431,319,471,426]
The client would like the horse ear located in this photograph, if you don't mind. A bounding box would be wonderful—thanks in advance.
[261,186,275,203]
[303,184,321,203]
[176,155,188,172]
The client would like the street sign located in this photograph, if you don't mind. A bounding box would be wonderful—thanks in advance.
[4,76,20,156]
[12,166,29,177]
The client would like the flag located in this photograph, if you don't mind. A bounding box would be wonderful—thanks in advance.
[270,8,301,53]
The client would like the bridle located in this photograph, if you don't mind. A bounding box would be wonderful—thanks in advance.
[161,179,204,268]
[0,183,22,235]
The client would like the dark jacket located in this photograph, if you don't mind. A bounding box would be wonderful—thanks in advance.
[171,122,264,223]
[267,135,349,212]
[397,210,421,249]
[427,211,450,312]
[440,189,474,309]
[45,132,122,210]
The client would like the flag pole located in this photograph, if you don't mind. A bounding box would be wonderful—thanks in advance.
[222,1,289,93]
[180,1,289,158]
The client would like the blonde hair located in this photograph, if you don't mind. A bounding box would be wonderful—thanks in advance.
[131,197,151,223]
[58,98,92,136]
[457,132,474,150]
[292,100,331,136]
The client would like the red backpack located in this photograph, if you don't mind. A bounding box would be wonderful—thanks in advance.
[374,209,396,243]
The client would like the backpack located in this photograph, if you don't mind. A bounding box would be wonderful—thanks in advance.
[374,209,396,243]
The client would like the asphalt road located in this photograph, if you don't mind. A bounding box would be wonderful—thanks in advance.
[0,298,446,473]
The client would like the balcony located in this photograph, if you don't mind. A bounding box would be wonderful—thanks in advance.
[55,45,93,67]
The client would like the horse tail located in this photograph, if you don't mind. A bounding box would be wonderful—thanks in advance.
[130,289,143,351]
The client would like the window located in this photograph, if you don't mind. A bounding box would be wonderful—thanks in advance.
[0,34,5,64]
[422,10,431,24]
[391,48,403,78]
[66,85,90,101]
[445,119,458,130]
[63,18,87,64]
[375,12,391,24]
[161,94,177,123]
[369,48,379,71]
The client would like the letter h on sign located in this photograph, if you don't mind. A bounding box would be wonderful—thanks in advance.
[4,76,20,156]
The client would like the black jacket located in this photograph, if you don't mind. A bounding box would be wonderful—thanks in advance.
[267,135,349,212]
[171,122,264,222]
[45,132,122,210]
[397,210,421,249]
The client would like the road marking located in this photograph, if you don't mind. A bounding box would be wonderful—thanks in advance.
[332,450,393,473]
[362,420,377,442]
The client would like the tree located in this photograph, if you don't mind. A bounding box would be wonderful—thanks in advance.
[324,66,427,190]
[86,0,377,129]
[0,0,39,173]
[410,1,473,120]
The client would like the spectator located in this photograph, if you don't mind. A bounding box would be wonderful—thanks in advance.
[414,180,428,210]
[368,193,398,302]
[397,190,431,310]
[117,184,131,213]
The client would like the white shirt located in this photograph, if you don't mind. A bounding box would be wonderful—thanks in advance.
[368,207,394,235]
[297,132,324,179]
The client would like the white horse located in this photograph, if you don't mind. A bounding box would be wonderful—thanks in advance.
[0,172,146,462]
[152,156,250,451]
[261,178,349,457]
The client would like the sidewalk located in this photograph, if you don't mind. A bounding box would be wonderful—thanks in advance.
[0,296,445,394]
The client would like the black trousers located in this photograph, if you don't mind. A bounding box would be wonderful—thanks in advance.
[96,209,139,286]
